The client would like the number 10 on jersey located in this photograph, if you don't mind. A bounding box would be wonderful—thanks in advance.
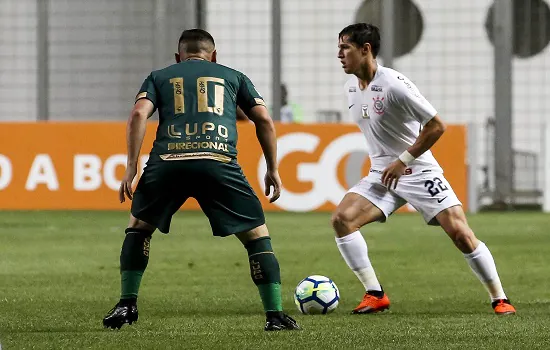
[169,77,225,116]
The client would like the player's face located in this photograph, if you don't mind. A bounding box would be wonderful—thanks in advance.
[338,36,368,74]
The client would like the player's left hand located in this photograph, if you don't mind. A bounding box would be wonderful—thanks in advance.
[382,160,407,190]
[264,169,282,203]
[119,166,138,203]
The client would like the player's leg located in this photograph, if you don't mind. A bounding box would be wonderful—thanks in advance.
[194,160,299,330]
[332,177,404,313]
[332,193,385,294]
[103,215,155,329]
[104,162,188,329]
[235,226,283,318]
[435,206,516,315]
[119,216,155,305]
[236,226,300,331]
[398,173,515,315]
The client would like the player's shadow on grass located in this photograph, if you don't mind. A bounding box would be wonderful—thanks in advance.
[2,328,109,334]
[145,305,263,317]
[1,222,49,229]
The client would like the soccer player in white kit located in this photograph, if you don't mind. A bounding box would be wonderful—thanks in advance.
[333,23,515,315]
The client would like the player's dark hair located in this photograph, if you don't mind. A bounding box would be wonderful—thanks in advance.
[178,29,215,54]
[339,23,381,58]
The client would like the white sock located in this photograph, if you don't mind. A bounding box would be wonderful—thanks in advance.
[335,231,382,292]
[464,241,507,301]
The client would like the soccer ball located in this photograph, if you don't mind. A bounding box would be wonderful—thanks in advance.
[294,275,339,314]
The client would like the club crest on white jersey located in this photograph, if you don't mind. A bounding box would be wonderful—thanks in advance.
[343,64,442,173]
[372,96,385,115]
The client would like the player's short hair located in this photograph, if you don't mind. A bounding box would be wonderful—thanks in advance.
[339,23,381,58]
[178,29,215,54]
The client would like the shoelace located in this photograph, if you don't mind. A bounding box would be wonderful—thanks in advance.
[284,315,298,325]
[106,304,127,315]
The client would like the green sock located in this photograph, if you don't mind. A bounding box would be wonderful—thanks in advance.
[121,271,144,299]
[119,229,152,300]
[257,283,283,312]
[245,237,283,312]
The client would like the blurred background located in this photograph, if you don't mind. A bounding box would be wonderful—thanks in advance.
[2,0,550,211]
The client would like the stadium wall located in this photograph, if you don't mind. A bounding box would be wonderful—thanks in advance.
[206,0,549,201]
[207,0,549,156]
[1,0,196,121]
[3,0,549,206]
[0,122,466,211]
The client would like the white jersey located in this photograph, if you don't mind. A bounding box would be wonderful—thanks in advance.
[344,65,442,174]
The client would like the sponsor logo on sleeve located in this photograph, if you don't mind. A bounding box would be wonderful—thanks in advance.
[135,92,147,102]
[254,98,267,107]
[397,76,420,97]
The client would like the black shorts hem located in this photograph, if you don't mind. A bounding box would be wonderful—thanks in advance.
[130,210,166,233]
[213,219,266,237]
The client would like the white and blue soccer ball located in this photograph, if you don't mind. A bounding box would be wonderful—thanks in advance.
[294,275,340,314]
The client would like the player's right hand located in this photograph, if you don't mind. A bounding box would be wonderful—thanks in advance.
[264,170,282,203]
[119,166,138,203]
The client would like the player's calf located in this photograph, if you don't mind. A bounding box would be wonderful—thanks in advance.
[119,228,153,300]
[436,207,513,313]
[444,223,478,254]
[103,228,152,329]
[245,236,282,311]
[437,205,478,253]
[242,235,300,331]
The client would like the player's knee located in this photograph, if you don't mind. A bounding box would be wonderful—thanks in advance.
[128,214,156,232]
[236,224,269,245]
[445,223,476,252]
[125,227,153,238]
[331,210,356,235]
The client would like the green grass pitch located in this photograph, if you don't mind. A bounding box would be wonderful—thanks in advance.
[0,211,549,349]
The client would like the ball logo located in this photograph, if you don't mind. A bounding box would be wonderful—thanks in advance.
[258,132,369,212]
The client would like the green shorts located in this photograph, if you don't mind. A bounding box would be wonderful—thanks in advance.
[131,159,265,236]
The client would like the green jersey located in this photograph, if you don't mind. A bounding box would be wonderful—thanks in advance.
[136,59,265,163]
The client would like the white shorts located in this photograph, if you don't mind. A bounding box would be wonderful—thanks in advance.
[348,170,462,225]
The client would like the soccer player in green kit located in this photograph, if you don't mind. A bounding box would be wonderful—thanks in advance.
[102,29,300,332]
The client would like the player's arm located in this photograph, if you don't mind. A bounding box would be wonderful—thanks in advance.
[393,82,445,163]
[406,115,446,158]
[236,106,250,121]
[237,74,281,202]
[382,82,443,188]
[126,99,155,169]
[249,107,280,202]
[247,105,277,171]
[119,74,157,203]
